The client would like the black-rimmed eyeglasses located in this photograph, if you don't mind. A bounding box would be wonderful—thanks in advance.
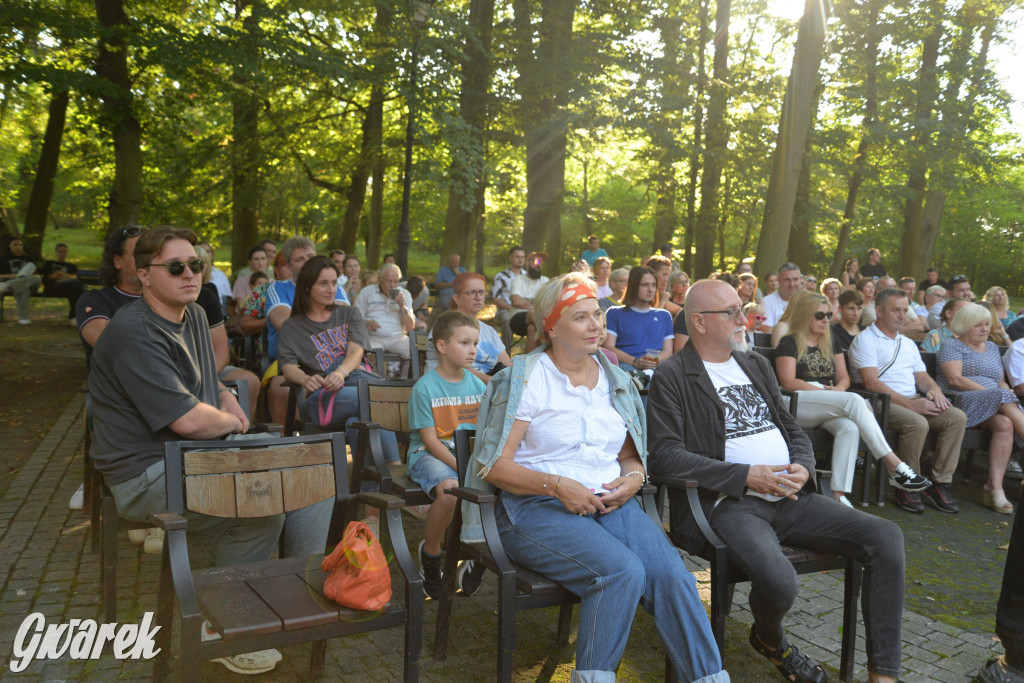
[698,308,745,323]
[145,259,206,276]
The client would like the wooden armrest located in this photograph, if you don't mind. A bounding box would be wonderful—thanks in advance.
[648,473,700,490]
[356,492,406,510]
[151,511,188,531]
[348,420,380,432]
[445,486,496,504]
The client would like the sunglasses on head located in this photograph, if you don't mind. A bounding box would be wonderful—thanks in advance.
[813,311,833,321]
[146,258,206,276]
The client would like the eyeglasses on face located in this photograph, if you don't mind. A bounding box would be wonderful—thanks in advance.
[813,311,833,321]
[698,307,745,323]
[145,258,206,276]
[458,289,487,298]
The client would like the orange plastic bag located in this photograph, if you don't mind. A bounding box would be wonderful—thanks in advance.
[321,521,392,611]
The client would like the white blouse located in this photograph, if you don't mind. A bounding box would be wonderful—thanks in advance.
[514,353,626,493]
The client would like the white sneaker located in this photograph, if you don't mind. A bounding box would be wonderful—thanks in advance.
[836,495,854,508]
[69,483,84,510]
[202,621,282,674]
[18,318,30,325]
[143,528,164,555]
[128,528,149,545]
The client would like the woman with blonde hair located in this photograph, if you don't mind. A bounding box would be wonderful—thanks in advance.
[937,303,1024,513]
[984,287,1018,329]
[776,292,930,506]
[467,272,728,682]
[820,278,842,318]
[769,289,812,348]
[663,270,690,319]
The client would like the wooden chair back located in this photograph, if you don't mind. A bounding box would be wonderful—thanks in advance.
[164,433,348,520]
[409,330,430,380]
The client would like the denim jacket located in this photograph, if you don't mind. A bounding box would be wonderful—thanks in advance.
[460,345,647,542]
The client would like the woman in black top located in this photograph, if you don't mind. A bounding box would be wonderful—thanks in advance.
[775,293,929,506]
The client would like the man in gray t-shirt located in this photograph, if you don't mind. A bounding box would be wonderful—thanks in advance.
[89,226,287,674]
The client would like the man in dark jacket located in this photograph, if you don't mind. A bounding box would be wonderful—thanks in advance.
[648,279,906,683]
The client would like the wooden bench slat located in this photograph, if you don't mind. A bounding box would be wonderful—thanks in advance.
[236,471,284,517]
[198,581,282,639]
[185,474,237,517]
[194,556,316,587]
[184,442,333,475]
[281,465,335,512]
[247,572,340,631]
[368,385,414,403]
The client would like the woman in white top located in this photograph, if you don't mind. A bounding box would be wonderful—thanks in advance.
[592,256,612,298]
[481,273,727,683]
[775,293,931,507]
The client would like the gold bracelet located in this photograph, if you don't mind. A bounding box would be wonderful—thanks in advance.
[554,476,563,497]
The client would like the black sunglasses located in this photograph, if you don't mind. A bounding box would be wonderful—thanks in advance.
[146,258,206,276]
[813,311,833,320]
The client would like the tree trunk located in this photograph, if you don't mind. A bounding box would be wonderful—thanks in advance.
[754,0,828,275]
[693,0,730,278]
[94,0,143,232]
[442,0,495,269]
[517,0,575,273]
[787,96,819,272]
[367,146,384,270]
[231,0,261,272]
[22,89,69,257]
[683,0,708,275]
[898,23,942,278]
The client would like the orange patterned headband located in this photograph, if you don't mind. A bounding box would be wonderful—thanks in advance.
[543,283,597,332]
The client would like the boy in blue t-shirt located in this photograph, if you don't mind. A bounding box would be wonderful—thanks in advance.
[408,310,486,598]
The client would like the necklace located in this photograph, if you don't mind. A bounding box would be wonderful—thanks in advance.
[548,350,593,387]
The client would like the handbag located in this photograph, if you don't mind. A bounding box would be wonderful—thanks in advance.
[306,366,379,429]
[320,520,392,611]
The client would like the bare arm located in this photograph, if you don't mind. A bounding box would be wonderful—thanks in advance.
[832,352,851,391]
[80,318,109,348]
[602,333,635,366]
[939,359,988,392]
[775,355,823,392]
[168,401,243,439]
[510,294,533,312]
[238,315,266,335]
[672,333,689,353]
[268,304,290,332]
[657,338,673,363]
[210,324,230,371]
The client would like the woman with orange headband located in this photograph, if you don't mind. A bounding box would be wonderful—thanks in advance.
[465,272,728,682]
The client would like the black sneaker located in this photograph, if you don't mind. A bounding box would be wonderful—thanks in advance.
[893,489,925,513]
[457,560,486,596]
[887,462,931,492]
[923,483,960,514]
[418,540,443,599]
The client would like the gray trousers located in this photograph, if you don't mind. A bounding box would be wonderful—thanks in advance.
[3,275,41,319]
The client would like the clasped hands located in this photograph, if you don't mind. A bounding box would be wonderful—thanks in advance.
[912,390,951,416]
[303,370,347,394]
[555,473,644,515]
[745,463,810,501]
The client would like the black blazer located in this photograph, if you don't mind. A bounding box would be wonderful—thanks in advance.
[647,342,815,554]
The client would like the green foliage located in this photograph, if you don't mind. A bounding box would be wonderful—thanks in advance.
[0,0,1020,289]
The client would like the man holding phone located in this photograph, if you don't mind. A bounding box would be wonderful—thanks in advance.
[354,262,415,376]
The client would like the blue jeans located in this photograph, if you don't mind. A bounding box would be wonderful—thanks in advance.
[497,493,728,683]
[709,493,905,678]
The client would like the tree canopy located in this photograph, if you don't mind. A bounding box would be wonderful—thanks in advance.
[2,0,1022,290]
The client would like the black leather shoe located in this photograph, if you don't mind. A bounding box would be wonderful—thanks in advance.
[923,483,960,514]
[894,489,925,513]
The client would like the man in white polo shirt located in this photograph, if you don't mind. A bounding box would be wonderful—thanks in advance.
[850,287,966,514]
[760,262,802,330]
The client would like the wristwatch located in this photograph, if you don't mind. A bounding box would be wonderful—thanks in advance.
[219,386,239,398]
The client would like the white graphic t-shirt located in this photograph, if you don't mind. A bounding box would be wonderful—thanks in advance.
[704,357,791,501]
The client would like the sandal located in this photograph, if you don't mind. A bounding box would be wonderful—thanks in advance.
[749,626,828,683]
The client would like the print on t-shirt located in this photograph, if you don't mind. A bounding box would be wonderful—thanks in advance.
[717,384,777,439]
[428,394,482,441]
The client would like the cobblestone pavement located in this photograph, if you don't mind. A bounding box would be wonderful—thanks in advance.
[0,393,1010,681]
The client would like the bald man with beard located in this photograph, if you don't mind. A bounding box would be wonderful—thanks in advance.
[647,279,907,683]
